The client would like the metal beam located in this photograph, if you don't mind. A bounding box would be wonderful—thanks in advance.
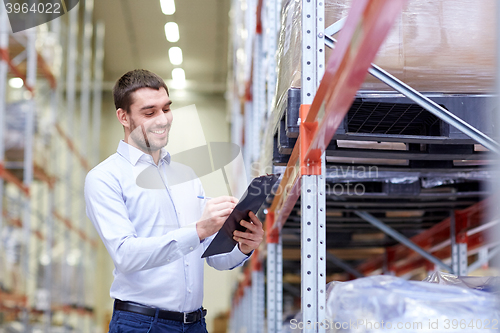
[355,211,452,272]
[325,252,364,278]
[326,148,489,160]
[324,17,347,36]
[467,246,500,273]
[326,201,477,208]
[324,191,488,199]
[284,223,437,230]
[312,207,472,213]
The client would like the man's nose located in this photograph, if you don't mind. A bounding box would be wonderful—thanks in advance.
[154,112,169,125]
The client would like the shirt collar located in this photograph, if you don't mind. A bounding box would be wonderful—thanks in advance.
[117,140,171,166]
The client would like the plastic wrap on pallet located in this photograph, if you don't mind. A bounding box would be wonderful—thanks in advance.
[231,0,255,99]
[5,100,38,151]
[424,271,500,294]
[272,0,496,128]
[323,275,500,333]
[420,170,494,188]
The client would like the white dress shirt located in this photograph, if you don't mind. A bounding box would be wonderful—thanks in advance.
[84,141,249,312]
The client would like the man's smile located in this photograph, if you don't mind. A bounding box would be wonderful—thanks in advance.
[151,129,166,134]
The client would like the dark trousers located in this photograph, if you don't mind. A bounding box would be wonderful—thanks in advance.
[109,309,208,333]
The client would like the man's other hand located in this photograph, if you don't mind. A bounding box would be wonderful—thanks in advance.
[196,196,238,241]
[233,212,264,255]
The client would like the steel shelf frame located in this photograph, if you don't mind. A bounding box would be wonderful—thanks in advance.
[230,0,407,331]
[0,1,105,332]
[231,0,495,332]
[229,0,285,331]
[263,2,407,332]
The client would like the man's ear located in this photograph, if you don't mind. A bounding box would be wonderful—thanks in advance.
[116,108,129,129]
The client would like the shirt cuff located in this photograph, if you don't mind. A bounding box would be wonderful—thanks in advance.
[231,244,252,263]
[179,223,201,253]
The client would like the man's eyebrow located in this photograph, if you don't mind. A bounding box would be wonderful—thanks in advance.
[139,105,155,111]
[139,101,172,111]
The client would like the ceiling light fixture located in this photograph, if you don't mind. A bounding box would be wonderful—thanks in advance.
[171,68,186,88]
[160,0,175,15]
[9,77,23,89]
[164,22,179,43]
[168,47,183,65]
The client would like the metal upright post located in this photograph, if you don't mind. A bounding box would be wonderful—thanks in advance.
[64,2,80,329]
[22,23,37,331]
[252,27,264,163]
[79,1,94,329]
[263,7,282,329]
[251,268,265,333]
[267,233,282,333]
[300,0,325,332]
[267,243,276,333]
[246,285,252,332]
[235,299,240,332]
[44,15,62,333]
[89,19,104,331]
[244,100,253,179]
[492,0,500,271]
[450,211,468,276]
[92,22,105,167]
[239,296,244,333]
[265,0,280,117]
[0,5,8,260]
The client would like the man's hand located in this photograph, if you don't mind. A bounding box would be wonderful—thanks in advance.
[196,196,238,241]
[233,212,264,255]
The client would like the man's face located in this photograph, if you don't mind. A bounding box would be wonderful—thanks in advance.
[126,87,173,153]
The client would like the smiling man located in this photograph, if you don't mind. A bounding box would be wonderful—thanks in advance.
[84,69,263,333]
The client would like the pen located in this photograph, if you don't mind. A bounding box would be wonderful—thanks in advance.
[197,196,213,200]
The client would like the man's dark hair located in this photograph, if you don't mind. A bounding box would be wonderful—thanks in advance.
[113,69,169,112]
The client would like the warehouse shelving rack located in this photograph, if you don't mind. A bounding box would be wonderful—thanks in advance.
[0,1,105,332]
[228,0,498,332]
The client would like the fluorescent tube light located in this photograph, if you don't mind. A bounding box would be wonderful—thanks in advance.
[172,68,185,82]
[160,0,175,15]
[9,77,23,89]
[164,22,179,43]
[171,68,186,88]
[169,47,183,65]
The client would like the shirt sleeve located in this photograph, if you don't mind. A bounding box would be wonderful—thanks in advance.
[84,169,201,274]
[203,234,251,270]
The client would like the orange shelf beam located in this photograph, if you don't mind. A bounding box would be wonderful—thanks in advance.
[357,200,491,276]
[55,123,90,171]
[37,52,57,89]
[33,162,57,189]
[0,48,34,93]
[53,209,98,247]
[0,162,30,196]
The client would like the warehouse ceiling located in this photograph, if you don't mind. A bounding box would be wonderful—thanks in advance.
[93,0,230,93]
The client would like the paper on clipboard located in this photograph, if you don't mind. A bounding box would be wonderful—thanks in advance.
[201,174,280,258]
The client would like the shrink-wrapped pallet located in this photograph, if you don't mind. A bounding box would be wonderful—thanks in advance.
[273,0,496,124]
